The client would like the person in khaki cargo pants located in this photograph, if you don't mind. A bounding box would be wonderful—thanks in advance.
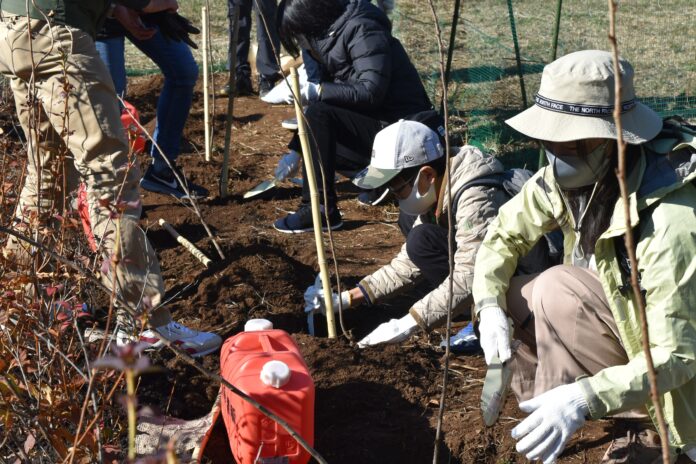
[0,0,221,357]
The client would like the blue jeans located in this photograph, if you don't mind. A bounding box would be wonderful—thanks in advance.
[96,28,198,171]
[302,50,322,84]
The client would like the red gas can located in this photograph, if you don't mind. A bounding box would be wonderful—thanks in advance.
[220,320,314,464]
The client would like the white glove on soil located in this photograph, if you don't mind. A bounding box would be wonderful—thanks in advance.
[261,65,308,104]
[274,150,301,181]
[303,274,351,315]
[478,305,512,365]
[512,383,589,464]
[357,313,418,348]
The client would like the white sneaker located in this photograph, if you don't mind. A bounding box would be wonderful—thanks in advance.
[117,321,222,358]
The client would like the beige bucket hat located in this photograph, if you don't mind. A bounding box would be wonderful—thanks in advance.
[506,50,662,144]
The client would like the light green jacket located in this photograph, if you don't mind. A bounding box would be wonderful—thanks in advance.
[473,145,696,455]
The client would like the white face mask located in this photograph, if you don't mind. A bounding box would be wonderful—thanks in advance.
[398,170,436,216]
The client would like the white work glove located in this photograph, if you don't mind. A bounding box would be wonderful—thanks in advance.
[357,313,418,348]
[303,274,351,315]
[284,82,320,105]
[274,150,301,181]
[512,383,589,464]
[478,305,512,365]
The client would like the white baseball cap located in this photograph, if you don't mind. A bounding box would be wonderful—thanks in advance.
[506,50,662,144]
[353,120,444,190]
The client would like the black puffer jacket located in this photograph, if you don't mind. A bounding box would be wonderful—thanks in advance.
[310,0,432,122]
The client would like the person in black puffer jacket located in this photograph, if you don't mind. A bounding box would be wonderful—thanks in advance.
[272,0,433,234]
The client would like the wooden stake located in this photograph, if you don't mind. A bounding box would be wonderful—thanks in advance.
[220,4,240,199]
[290,68,337,339]
[202,6,211,162]
[158,219,212,268]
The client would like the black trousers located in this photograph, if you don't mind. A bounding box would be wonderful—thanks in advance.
[289,102,386,208]
[227,0,280,78]
[405,221,456,288]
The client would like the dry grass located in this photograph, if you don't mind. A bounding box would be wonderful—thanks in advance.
[123,0,696,155]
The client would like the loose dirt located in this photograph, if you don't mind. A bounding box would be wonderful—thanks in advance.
[1,73,637,463]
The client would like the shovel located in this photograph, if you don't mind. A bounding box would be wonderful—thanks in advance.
[480,355,514,426]
[243,179,277,199]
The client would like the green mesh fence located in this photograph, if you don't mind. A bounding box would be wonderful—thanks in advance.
[390,0,696,164]
[123,0,696,164]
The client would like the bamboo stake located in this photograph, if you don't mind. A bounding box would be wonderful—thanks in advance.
[289,67,336,339]
[202,6,211,162]
[158,219,212,268]
[205,0,216,129]
[607,2,669,463]
[220,4,240,199]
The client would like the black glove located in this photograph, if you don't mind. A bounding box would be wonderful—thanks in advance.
[144,12,200,49]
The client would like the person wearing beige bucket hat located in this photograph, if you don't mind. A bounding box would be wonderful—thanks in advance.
[472,49,696,463]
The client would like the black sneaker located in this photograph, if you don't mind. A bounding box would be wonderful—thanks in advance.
[236,74,254,96]
[217,74,254,97]
[140,165,209,199]
[273,204,343,234]
[357,187,390,206]
[259,74,280,98]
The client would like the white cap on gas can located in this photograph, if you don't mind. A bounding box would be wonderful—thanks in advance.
[260,360,291,388]
[244,319,273,332]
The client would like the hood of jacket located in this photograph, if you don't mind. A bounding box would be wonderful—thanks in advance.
[317,0,391,51]
[443,146,506,213]
[601,145,696,240]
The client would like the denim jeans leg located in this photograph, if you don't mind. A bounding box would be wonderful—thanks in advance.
[95,36,127,99]
[128,26,198,170]
[302,50,322,84]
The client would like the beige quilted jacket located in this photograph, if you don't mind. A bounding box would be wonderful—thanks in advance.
[359,146,508,331]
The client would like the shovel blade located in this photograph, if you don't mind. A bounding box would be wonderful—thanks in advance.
[243,179,276,199]
[481,356,513,427]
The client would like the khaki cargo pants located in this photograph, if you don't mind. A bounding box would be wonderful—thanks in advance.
[0,14,170,325]
[506,265,634,406]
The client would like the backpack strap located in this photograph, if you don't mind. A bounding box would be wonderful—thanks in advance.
[450,173,507,218]
[645,116,696,155]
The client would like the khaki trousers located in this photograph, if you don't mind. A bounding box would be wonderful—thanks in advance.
[0,14,169,326]
[506,265,630,404]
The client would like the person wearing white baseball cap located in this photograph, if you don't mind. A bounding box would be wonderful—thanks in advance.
[472,50,696,463]
[303,119,552,347]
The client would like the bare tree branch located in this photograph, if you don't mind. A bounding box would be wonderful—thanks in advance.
[607,2,670,463]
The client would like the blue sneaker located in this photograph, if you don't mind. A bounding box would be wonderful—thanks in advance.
[440,322,481,354]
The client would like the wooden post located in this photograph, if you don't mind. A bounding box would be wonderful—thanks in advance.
[290,68,337,339]
[506,0,527,108]
[202,6,211,162]
[440,0,461,114]
[220,4,240,199]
